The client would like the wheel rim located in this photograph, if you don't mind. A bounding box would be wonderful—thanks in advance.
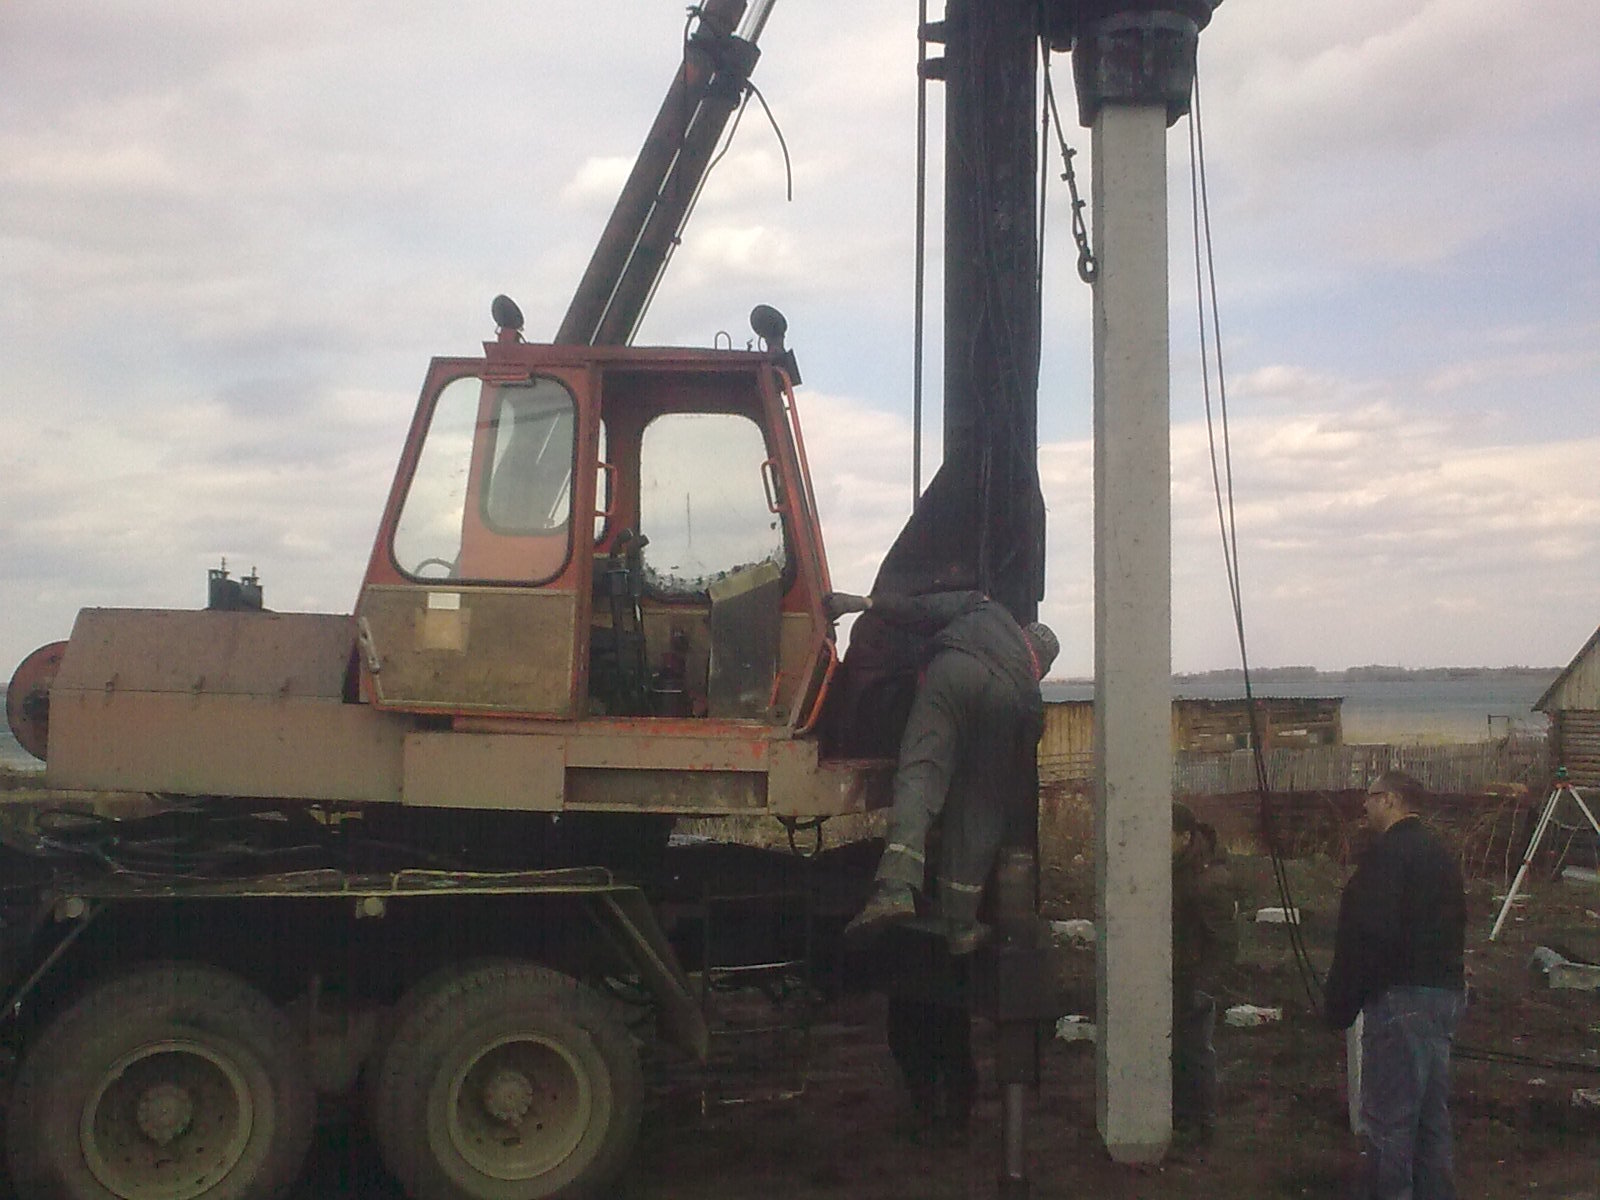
[79,1039,256,1200]
[441,1033,595,1182]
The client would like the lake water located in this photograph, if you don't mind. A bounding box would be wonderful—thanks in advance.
[0,672,1559,773]
[1044,672,1559,744]
[1,729,43,774]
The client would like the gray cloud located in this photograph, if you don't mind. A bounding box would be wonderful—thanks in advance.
[1,0,1596,684]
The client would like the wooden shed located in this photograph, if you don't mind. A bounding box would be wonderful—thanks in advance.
[1172,697,1343,752]
[1534,625,1600,787]
[1038,696,1344,785]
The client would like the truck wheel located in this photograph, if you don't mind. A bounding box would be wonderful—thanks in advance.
[5,963,315,1200]
[371,962,643,1200]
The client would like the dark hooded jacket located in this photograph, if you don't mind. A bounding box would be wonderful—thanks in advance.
[1173,826,1238,1000]
[1323,815,1466,1031]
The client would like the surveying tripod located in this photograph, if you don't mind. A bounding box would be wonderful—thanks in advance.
[1488,770,1600,941]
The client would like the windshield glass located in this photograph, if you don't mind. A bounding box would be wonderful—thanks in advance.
[639,411,786,596]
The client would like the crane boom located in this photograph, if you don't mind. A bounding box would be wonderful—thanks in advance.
[557,0,770,346]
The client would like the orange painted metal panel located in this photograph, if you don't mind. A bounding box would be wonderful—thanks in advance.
[55,609,356,698]
[358,586,578,717]
[46,691,404,802]
[402,731,565,810]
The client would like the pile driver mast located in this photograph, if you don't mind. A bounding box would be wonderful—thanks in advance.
[875,0,1224,1175]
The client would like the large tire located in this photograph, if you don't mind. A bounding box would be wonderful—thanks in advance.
[6,963,315,1200]
[370,963,643,1200]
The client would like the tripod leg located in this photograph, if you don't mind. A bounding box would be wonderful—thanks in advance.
[1565,786,1600,840]
[1489,787,1563,941]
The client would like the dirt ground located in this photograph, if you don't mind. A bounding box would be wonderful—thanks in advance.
[288,815,1600,1200]
[2,772,1594,1198]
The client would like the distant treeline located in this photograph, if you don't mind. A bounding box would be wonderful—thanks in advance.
[1169,665,1561,684]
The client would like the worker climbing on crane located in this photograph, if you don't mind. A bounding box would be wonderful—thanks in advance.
[828,589,1058,953]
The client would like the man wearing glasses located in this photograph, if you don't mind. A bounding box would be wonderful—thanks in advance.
[1324,770,1468,1200]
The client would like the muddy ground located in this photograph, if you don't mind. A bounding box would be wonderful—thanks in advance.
[1,772,1594,1198]
[289,803,1600,1200]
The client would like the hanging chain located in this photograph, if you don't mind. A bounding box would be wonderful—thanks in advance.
[1061,144,1097,284]
[1042,61,1097,284]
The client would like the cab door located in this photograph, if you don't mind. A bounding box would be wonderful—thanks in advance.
[355,362,594,718]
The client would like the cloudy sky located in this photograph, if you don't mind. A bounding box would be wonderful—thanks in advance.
[2,0,1596,681]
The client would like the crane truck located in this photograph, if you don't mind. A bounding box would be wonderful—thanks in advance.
[0,5,924,1199]
[2,0,1222,1196]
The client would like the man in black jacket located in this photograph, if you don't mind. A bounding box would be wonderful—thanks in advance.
[1324,770,1467,1200]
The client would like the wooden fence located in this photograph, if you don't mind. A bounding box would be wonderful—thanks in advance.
[1039,696,1548,798]
[1169,737,1549,797]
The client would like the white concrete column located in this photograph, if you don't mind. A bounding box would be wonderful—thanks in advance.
[1092,101,1173,1164]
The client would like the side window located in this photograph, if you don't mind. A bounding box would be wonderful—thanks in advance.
[393,376,477,578]
[639,412,786,596]
[392,375,578,582]
[482,379,576,535]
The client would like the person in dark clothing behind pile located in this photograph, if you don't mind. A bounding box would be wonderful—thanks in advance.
[1171,802,1238,1147]
[827,589,1058,953]
[1324,769,1467,1200]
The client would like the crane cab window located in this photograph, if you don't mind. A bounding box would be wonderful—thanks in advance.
[482,379,576,536]
[639,412,785,597]
[392,375,577,584]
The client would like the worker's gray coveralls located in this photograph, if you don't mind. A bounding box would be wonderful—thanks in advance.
[873,592,1043,924]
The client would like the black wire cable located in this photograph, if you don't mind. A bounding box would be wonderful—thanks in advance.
[636,11,794,341]
[1187,74,1324,1015]
[912,0,929,504]
[1188,79,1600,1082]
[742,81,794,201]
[1454,1044,1600,1076]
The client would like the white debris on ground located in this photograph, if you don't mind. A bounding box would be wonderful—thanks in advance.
[1055,1015,1096,1043]
[1049,918,1097,948]
[1573,1089,1600,1109]
[1530,946,1600,992]
[1056,1005,1285,1039]
[1224,1004,1283,1027]
[1255,907,1300,924]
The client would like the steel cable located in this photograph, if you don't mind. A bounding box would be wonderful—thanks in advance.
[1186,73,1325,1015]
[1188,77,1600,1083]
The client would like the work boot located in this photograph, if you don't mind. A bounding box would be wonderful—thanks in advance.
[844,882,916,943]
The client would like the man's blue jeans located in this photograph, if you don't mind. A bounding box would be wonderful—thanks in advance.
[1359,985,1466,1200]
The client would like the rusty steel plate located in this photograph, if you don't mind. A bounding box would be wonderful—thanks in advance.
[6,640,67,761]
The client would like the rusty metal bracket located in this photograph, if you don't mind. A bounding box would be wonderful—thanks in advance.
[590,888,710,1060]
[2,900,100,1023]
